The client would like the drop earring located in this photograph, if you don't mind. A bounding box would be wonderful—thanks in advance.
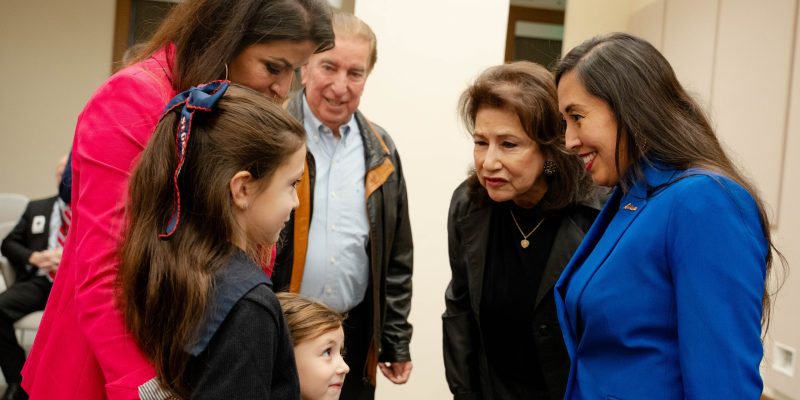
[543,160,557,175]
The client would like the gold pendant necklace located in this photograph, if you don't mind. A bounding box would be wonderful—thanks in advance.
[510,210,545,249]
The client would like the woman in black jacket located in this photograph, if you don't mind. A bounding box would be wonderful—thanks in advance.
[443,61,599,400]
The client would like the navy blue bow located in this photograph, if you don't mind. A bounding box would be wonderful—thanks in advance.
[159,80,230,239]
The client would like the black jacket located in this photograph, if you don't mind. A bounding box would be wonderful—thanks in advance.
[443,180,598,400]
[1,196,58,282]
[274,91,413,384]
[186,250,299,399]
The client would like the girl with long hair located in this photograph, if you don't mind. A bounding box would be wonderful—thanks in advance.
[121,82,307,398]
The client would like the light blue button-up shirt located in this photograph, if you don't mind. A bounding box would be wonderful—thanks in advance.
[300,95,370,313]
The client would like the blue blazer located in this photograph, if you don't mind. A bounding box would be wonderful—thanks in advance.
[554,162,767,399]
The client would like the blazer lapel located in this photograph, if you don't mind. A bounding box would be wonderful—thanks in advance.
[535,213,585,308]
[457,205,492,318]
[556,162,681,344]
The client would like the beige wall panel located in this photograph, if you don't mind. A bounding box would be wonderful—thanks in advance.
[628,0,665,50]
[0,0,115,199]
[661,0,719,108]
[562,0,634,53]
[710,0,795,211]
[354,1,510,398]
[764,1,800,396]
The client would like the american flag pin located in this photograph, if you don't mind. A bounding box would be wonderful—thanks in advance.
[623,203,638,211]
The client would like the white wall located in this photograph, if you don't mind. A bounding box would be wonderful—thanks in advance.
[563,0,668,51]
[562,0,633,52]
[627,0,664,49]
[353,1,510,398]
[0,0,115,198]
[771,12,800,394]
[711,0,795,212]
[660,0,717,108]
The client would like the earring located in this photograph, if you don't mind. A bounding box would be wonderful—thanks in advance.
[224,63,229,81]
[638,136,648,153]
[543,160,557,175]
[634,133,648,154]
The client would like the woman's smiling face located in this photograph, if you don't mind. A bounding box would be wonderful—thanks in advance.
[558,70,628,187]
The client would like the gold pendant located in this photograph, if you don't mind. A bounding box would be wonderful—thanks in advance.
[520,239,529,248]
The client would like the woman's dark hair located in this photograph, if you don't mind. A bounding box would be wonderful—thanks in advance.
[458,61,593,210]
[130,0,335,91]
[117,84,306,397]
[554,32,784,329]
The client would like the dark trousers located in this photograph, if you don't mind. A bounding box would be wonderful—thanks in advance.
[341,297,375,400]
[0,275,51,383]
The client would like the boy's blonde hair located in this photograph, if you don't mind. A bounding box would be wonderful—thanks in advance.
[277,292,345,345]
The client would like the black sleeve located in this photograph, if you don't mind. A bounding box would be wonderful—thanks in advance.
[442,186,482,400]
[187,286,299,399]
[1,204,35,274]
[59,152,72,203]
[380,147,414,362]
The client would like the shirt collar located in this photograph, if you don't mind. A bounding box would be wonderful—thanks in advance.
[625,159,681,200]
[302,92,357,139]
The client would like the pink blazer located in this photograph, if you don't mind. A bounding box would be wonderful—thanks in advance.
[22,46,177,399]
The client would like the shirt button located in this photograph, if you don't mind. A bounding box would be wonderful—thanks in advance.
[332,192,337,198]
[330,256,336,264]
[536,324,549,337]
[325,286,333,295]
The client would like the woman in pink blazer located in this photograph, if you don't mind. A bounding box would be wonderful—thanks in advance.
[21,1,333,399]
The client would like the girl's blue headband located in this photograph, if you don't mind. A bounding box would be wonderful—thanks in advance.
[159,80,230,239]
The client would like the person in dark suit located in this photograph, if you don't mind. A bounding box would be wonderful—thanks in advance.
[0,157,67,400]
[443,62,599,400]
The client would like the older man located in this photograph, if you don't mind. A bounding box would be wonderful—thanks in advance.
[274,11,413,400]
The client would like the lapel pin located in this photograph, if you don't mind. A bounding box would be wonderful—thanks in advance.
[623,203,638,211]
[31,215,46,234]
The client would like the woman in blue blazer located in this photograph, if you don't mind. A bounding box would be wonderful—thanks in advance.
[553,32,781,399]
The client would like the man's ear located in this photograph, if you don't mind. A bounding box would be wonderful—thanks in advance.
[229,171,254,210]
[300,63,309,85]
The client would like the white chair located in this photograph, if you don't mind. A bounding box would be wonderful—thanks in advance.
[0,220,17,291]
[14,312,43,351]
[0,193,28,224]
[0,258,7,293]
